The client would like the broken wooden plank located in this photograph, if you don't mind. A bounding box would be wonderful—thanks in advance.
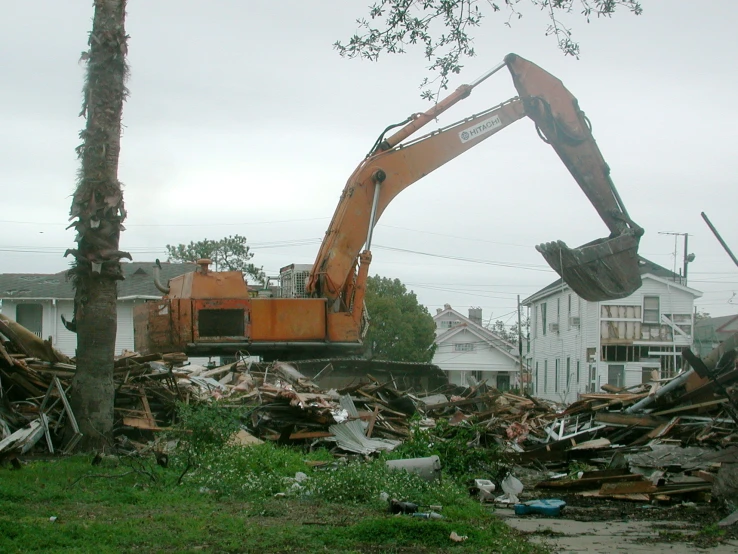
[651,398,728,417]
[365,406,379,438]
[536,474,644,490]
[594,412,665,428]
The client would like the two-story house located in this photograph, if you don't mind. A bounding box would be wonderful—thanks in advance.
[522,258,702,403]
[433,305,522,390]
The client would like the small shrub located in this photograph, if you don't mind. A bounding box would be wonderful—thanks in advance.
[175,401,243,457]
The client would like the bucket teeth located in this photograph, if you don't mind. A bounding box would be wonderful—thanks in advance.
[536,234,642,302]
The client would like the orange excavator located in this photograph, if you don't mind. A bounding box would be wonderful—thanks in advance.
[133,53,644,360]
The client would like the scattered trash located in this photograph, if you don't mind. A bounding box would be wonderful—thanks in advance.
[449,531,468,542]
[386,456,441,483]
[473,479,496,502]
[389,500,418,515]
[411,511,443,520]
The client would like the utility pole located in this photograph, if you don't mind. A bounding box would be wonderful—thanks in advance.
[702,212,738,268]
[517,294,524,394]
[658,231,695,285]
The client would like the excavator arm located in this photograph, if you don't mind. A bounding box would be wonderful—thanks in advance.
[307,53,644,312]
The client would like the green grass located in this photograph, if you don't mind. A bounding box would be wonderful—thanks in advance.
[0,451,544,553]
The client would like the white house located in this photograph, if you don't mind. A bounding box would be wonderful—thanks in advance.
[433,304,522,390]
[522,258,702,403]
[0,262,196,357]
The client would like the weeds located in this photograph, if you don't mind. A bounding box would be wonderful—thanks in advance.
[0,454,541,553]
[387,416,508,481]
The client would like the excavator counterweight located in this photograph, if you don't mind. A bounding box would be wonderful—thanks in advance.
[133,53,645,358]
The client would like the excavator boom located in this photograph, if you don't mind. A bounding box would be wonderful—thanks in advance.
[308,53,643,307]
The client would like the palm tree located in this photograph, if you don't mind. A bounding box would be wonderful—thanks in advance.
[66,0,130,450]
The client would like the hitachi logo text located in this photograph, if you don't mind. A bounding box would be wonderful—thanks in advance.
[458,115,502,144]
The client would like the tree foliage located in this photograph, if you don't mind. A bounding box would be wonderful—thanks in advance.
[488,316,529,344]
[364,275,437,363]
[165,234,266,284]
[336,0,643,99]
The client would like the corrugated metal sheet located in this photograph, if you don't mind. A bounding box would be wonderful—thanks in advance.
[328,395,400,454]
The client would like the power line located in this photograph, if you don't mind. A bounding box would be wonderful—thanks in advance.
[373,245,554,272]
[0,216,330,227]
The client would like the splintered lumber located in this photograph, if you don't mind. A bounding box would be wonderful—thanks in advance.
[424,393,496,410]
[600,481,713,496]
[594,412,665,428]
[651,398,728,416]
[0,314,71,364]
[0,420,45,456]
[536,473,644,490]
[0,341,16,366]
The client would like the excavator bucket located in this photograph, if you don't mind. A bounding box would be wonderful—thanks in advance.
[536,232,642,302]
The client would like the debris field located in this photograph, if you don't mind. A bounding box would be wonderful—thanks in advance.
[1,313,737,521]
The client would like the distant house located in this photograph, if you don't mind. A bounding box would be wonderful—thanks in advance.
[694,314,738,357]
[432,304,523,390]
[0,262,196,357]
[522,258,702,404]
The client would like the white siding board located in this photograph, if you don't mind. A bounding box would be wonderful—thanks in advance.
[116,302,134,355]
[55,300,76,356]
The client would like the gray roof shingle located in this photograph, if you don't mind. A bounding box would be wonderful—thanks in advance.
[0,262,198,300]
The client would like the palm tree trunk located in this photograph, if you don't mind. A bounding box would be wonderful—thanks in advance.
[67,0,130,450]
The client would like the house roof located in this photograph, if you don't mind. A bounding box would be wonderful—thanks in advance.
[521,257,701,305]
[695,314,738,340]
[434,306,519,362]
[0,262,198,300]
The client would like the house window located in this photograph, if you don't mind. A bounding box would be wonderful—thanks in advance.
[16,303,43,338]
[608,364,625,388]
[567,294,572,329]
[589,364,598,392]
[643,296,660,324]
[555,359,560,392]
[566,357,571,389]
[535,362,539,395]
[642,367,659,384]
[497,374,510,392]
[544,360,548,392]
[576,360,580,384]
[454,343,475,352]
[541,303,547,336]
[440,320,459,329]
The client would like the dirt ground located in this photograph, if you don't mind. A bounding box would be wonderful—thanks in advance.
[495,499,738,553]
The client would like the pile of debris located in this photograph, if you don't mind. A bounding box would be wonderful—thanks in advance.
[515,336,738,509]
[2,312,737,511]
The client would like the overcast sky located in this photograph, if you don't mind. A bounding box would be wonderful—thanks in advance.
[1,0,737,326]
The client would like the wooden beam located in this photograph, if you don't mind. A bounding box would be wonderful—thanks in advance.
[594,412,665,428]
